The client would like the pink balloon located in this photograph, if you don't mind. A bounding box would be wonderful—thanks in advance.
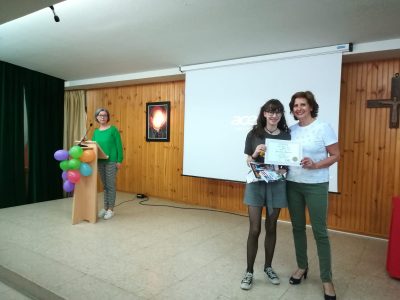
[67,170,81,183]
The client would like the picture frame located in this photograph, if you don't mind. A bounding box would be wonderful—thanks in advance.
[146,101,170,142]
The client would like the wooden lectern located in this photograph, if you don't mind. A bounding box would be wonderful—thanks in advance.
[72,141,108,225]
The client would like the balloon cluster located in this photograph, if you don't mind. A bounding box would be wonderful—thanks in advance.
[54,146,95,192]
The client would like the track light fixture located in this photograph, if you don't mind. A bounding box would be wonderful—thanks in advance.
[49,5,60,22]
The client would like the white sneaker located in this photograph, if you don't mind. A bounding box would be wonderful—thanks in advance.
[265,267,280,285]
[240,272,253,290]
[98,208,106,218]
[104,210,114,220]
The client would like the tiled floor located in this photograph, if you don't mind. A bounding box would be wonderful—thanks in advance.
[0,281,30,300]
[0,192,399,299]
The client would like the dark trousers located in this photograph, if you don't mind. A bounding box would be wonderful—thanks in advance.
[287,181,332,282]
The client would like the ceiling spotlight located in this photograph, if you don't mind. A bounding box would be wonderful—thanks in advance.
[49,5,60,22]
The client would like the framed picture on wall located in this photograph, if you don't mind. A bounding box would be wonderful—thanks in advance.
[146,101,170,142]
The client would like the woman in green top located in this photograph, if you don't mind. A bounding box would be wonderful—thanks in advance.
[92,108,123,220]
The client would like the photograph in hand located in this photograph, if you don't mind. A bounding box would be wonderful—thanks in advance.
[249,162,286,183]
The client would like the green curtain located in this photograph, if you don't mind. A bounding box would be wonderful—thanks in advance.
[24,70,64,204]
[0,62,26,208]
[0,61,64,208]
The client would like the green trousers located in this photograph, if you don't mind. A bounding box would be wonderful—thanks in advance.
[287,181,332,282]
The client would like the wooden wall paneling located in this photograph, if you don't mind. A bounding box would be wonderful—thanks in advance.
[222,181,238,212]
[163,83,175,198]
[366,59,399,236]
[346,63,359,232]
[219,182,229,212]
[354,62,364,233]
[181,175,192,204]
[365,62,378,234]
[372,61,385,234]
[135,85,146,194]
[336,64,349,230]
[120,87,128,191]
[375,61,391,235]
[364,62,378,235]
[340,63,350,231]
[136,84,145,194]
[126,86,138,192]
[279,208,290,221]
[143,84,155,195]
[137,84,146,194]
[362,63,378,232]
[372,62,384,234]
[143,84,152,194]
[173,82,184,201]
[380,61,398,234]
[115,88,126,192]
[167,82,179,199]
[382,60,395,234]
[177,82,186,201]
[377,61,389,234]
[347,63,360,232]
[84,60,400,237]
[358,63,368,233]
[366,63,376,233]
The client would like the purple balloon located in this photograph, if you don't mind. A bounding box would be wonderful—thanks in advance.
[54,150,69,161]
[63,180,75,192]
[61,171,68,181]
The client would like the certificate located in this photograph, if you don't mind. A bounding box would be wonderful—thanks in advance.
[264,139,302,166]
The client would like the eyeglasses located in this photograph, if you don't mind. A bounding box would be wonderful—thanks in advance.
[97,114,108,118]
[266,111,282,116]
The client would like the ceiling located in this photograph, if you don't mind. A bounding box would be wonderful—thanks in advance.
[1,0,400,88]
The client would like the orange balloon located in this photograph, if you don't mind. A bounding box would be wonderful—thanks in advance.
[80,150,95,163]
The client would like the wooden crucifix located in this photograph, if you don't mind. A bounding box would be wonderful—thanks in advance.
[366,73,400,128]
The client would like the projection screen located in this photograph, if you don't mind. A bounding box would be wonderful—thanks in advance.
[182,50,343,192]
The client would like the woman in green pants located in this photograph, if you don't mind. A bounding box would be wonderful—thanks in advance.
[286,91,340,300]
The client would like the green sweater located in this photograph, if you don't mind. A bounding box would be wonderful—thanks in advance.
[92,125,123,163]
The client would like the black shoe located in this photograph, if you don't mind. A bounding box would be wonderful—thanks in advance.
[323,283,336,300]
[324,293,336,300]
[289,267,308,285]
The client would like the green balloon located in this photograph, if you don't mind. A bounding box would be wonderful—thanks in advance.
[68,158,81,170]
[60,160,70,171]
[69,146,83,159]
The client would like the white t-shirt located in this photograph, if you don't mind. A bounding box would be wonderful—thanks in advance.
[287,119,337,183]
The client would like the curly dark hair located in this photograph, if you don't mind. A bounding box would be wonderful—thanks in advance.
[251,99,289,137]
[289,91,319,120]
